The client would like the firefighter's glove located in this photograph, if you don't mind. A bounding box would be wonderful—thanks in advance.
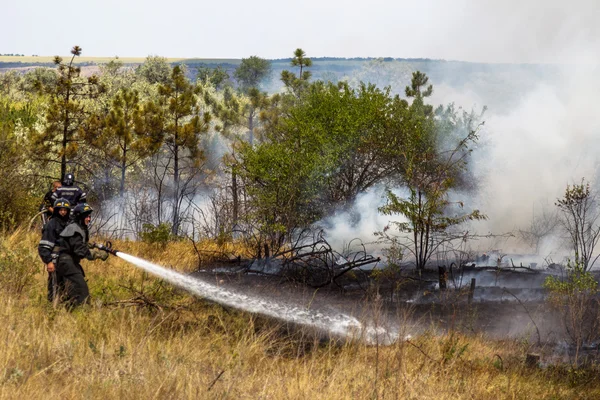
[90,249,109,261]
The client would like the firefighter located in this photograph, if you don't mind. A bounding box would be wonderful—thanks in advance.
[53,203,108,307]
[37,198,71,302]
[51,172,87,206]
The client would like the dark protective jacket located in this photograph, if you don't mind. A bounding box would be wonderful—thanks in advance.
[58,222,93,266]
[51,185,87,206]
[38,214,69,264]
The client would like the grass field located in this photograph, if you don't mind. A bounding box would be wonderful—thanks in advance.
[1,229,599,399]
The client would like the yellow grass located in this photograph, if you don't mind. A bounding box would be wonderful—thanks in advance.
[0,230,598,399]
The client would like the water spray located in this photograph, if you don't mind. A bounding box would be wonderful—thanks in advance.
[92,242,394,344]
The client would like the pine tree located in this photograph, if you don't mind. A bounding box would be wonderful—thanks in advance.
[154,65,211,235]
[31,46,103,180]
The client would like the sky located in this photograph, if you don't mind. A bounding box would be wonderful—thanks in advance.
[4,0,600,63]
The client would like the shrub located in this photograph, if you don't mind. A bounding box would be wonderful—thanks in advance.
[140,223,173,247]
[544,258,600,363]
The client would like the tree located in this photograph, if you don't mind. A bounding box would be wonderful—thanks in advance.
[85,87,163,197]
[377,72,486,270]
[97,57,137,102]
[19,67,58,94]
[237,79,409,242]
[268,80,402,208]
[233,56,271,93]
[153,65,211,235]
[281,48,312,96]
[197,66,231,91]
[205,85,271,233]
[30,46,103,180]
[136,55,171,85]
[555,179,600,271]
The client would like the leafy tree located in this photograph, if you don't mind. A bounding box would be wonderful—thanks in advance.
[197,66,231,90]
[30,46,103,180]
[237,79,408,242]
[19,67,58,94]
[0,71,21,95]
[136,55,171,85]
[153,65,211,235]
[555,179,600,271]
[270,80,402,208]
[98,57,137,101]
[233,56,271,93]
[377,72,486,270]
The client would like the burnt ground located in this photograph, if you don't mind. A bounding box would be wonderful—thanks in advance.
[193,266,600,364]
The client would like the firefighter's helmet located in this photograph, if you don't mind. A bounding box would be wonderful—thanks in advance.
[53,198,71,211]
[63,172,75,186]
[72,203,93,220]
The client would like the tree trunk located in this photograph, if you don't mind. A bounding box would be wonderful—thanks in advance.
[232,168,238,230]
[120,145,127,197]
[173,136,180,236]
[248,108,254,145]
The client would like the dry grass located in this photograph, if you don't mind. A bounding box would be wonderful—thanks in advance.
[1,230,599,399]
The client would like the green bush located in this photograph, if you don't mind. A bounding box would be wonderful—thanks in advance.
[544,259,600,363]
[140,223,173,247]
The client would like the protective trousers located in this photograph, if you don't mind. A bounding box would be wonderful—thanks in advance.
[56,253,89,307]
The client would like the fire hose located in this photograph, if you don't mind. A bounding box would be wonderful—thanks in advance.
[91,241,119,256]
[29,210,48,230]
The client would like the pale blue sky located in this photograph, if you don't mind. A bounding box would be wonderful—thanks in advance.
[4,0,599,63]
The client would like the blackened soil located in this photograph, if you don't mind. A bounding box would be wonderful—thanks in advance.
[193,267,599,364]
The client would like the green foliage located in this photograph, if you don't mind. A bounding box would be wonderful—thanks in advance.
[544,259,598,297]
[544,258,600,361]
[154,65,211,235]
[29,46,104,179]
[0,71,21,96]
[376,72,486,270]
[234,56,271,93]
[136,55,172,85]
[85,87,162,196]
[237,70,487,245]
[20,67,58,94]
[281,48,313,96]
[555,179,600,271]
[0,97,42,229]
[140,223,173,247]
[197,66,231,90]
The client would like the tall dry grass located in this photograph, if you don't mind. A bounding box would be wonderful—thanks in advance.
[0,229,598,399]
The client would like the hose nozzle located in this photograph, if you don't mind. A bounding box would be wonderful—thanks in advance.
[93,241,118,256]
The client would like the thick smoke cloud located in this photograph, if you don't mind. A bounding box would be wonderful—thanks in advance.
[326,2,600,258]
